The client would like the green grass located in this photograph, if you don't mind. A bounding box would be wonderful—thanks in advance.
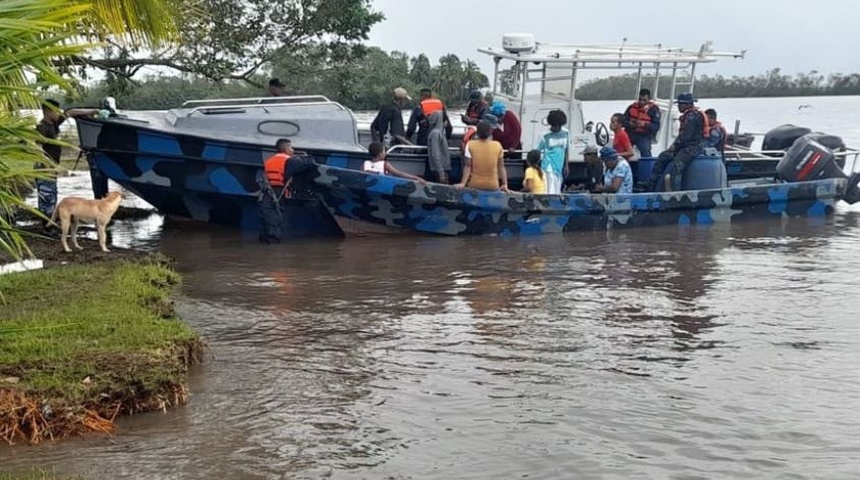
[0,257,200,405]
[0,468,82,480]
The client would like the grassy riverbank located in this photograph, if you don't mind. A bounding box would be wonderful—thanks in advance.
[0,236,204,445]
[0,469,80,480]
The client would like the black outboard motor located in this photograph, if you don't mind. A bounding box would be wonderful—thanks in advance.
[803,132,846,152]
[777,136,845,182]
[776,136,860,204]
[763,124,812,155]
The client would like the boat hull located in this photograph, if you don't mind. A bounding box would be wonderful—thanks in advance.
[76,117,785,235]
[295,162,845,237]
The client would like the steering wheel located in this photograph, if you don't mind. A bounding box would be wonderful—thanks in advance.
[594,122,610,146]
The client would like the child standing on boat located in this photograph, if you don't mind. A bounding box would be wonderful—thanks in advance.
[522,150,547,194]
[537,110,570,194]
[363,141,426,183]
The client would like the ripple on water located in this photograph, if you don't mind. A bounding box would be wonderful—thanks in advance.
[5,180,860,479]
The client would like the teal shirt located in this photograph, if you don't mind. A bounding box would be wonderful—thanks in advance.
[537,128,569,175]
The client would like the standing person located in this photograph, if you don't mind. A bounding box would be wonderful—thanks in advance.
[406,88,452,146]
[268,78,286,97]
[490,101,522,151]
[594,146,633,194]
[623,88,661,158]
[522,150,547,194]
[258,138,293,243]
[461,90,489,126]
[705,108,727,157]
[536,109,569,195]
[647,93,709,192]
[457,120,509,192]
[363,141,427,182]
[610,113,635,161]
[370,87,413,148]
[35,99,99,223]
[426,111,452,183]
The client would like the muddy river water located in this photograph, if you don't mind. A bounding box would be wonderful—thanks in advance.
[3,97,860,479]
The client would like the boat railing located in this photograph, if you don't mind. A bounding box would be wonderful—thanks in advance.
[180,95,343,116]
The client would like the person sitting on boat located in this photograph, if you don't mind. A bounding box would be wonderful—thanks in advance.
[268,78,286,97]
[461,90,489,126]
[610,113,635,161]
[622,88,661,158]
[536,109,569,195]
[426,111,452,183]
[647,93,709,192]
[567,144,605,192]
[490,101,523,151]
[594,146,633,194]
[705,108,727,158]
[370,87,413,148]
[363,141,427,183]
[522,150,547,194]
[258,138,293,243]
[406,88,453,146]
[457,120,509,192]
[460,114,498,156]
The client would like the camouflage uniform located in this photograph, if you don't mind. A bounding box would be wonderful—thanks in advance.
[648,108,707,191]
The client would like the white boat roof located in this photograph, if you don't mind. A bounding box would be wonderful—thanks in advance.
[478,41,745,67]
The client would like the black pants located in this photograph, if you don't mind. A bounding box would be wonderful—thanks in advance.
[259,189,285,243]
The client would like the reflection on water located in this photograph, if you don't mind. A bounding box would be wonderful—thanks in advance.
[4,204,860,479]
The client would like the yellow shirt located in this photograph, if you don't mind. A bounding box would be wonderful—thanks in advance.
[465,139,504,190]
[523,166,547,194]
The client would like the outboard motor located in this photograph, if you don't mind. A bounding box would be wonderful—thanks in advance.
[775,136,860,204]
[777,136,844,183]
[803,132,846,152]
[763,124,812,155]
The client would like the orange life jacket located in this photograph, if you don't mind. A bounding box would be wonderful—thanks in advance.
[264,152,290,187]
[461,127,477,152]
[679,107,710,140]
[626,101,657,134]
[420,98,444,117]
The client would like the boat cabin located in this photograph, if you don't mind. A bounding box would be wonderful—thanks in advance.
[166,95,367,153]
[477,33,745,159]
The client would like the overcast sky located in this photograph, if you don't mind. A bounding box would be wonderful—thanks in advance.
[367,0,856,79]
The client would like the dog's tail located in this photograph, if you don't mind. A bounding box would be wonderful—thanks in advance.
[46,205,60,228]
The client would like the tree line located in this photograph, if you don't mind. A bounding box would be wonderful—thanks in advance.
[76,47,489,111]
[576,68,860,100]
[77,64,860,113]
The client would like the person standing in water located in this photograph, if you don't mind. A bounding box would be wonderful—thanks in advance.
[258,138,293,243]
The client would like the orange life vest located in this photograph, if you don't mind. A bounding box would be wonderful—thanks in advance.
[626,101,657,134]
[461,127,477,152]
[678,107,710,140]
[420,98,444,116]
[264,152,290,187]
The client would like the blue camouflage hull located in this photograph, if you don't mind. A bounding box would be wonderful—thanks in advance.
[295,162,845,236]
[76,117,785,236]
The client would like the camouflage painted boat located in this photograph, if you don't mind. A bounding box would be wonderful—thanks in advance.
[289,156,859,237]
[74,35,858,237]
